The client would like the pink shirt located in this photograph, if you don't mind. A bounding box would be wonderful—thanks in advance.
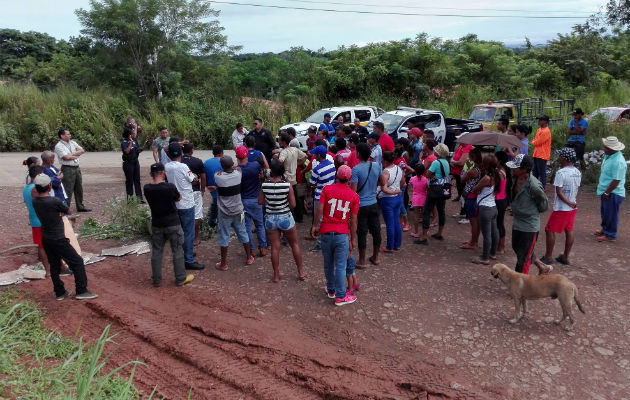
[409,175,428,207]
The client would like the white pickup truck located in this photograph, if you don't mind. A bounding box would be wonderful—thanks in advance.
[279,105,384,150]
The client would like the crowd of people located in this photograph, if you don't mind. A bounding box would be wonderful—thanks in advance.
[21,109,627,306]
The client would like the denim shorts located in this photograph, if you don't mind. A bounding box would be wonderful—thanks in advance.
[264,212,295,231]
[464,197,478,218]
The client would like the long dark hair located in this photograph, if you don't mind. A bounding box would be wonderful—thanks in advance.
[481,154,501,194]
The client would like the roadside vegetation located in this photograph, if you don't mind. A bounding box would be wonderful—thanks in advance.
[0,288,144,399]
[0,1,628,154]
[79,196,151,240]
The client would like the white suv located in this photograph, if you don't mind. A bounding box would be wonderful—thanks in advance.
[280,105,384,150]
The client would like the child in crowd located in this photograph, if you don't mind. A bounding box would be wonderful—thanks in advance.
[408,163,428,238]
[346,254,360,295]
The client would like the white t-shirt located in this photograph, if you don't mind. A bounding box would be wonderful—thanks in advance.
[54,140,83,167]
[553,166,581,211]
[165,161,195,210]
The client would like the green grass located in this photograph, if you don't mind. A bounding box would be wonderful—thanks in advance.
[0,288,144,399]
[79,196,151,240]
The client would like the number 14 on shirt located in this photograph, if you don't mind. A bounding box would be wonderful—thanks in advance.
[327,198,351,219]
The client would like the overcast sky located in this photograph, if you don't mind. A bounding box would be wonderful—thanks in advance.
[0,0,604,53]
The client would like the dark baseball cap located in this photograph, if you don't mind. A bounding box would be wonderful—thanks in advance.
[368,133,380,141]
[538,115,550,122]
[572,108,584,115]
[168,142,182,157]
[348,133,360,144]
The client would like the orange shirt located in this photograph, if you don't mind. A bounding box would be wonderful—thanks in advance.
[531,127,551,160]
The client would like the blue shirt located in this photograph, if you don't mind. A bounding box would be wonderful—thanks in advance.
[351,161,382,207]
[309,159,336,200]
[42,165,66,203]
[240,161,262,199]
[597,151,627,197]
[410,139,423,166]
[369,144,382,166]
[203,157,223,199]
[319,122,335,134]
[568,119,588,143]
[429,159,450,179]
[22,184,41,227]
[519,138,529,156]
[248,149,265,166]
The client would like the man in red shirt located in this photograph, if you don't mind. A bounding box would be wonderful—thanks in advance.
[374,121,395,152]
[312,165,360,306]
[346,134,360,168]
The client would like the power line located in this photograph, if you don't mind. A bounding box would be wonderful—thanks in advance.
[284,0,596,15]
[210,0,589,19]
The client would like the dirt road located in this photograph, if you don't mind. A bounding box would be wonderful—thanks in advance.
[2,152,629,399]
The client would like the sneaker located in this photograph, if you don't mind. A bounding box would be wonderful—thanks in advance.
[335,294,357,306]
[325,288,335,299]
[458,219,470,224]
[59,269,73,276]
[75,291,98,300]
[215,262,228,271]
[309,244,321,252]
[452,213,464,218]
[56,290,71,301]
[176,274,195,286]
[185,262,205,270]
[246,256,255,265]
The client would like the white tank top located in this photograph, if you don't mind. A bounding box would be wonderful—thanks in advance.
[381,165,402,198]
[477,184,496,207]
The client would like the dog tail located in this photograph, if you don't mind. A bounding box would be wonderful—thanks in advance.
[574,287,585,314]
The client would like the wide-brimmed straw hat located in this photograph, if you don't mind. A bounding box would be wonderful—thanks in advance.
[602,136,625,151]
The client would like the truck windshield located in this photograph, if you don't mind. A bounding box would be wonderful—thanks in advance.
[381,114,406,133]
[469,107,496,122]
[306,109,334,123]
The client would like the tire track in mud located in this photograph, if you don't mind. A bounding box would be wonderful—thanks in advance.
[81,278,496,400]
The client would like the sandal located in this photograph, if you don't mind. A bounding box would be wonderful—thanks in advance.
[471,258,490,265]
[410,232,420,238]
[555,255,570,265]
[460,243,476,250]
[380,247,394,253]
[431,234,444,241]
[402,225,411,232]
[593,229,604,236]
[597,235,616,242]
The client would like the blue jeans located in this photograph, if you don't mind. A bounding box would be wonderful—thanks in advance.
[399,187,408,217]
[177,207,196,264]
[600,193,624,240]
[380,195,402,250]
[321,232,349,299]
[207,196,218,228]
[243,198,267,249]
[217,211,249,247]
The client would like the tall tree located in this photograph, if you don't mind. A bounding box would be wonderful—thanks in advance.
[76,0,234,98]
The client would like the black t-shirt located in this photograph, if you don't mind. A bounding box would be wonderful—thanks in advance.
[181,155,204,191]
[143,182,181,227]
[248,129,275,161]
[32,196,68,240]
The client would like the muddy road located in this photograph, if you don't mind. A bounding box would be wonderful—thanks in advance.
[2,152,628,399]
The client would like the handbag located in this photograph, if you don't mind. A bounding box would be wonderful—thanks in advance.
[428,160,451,199]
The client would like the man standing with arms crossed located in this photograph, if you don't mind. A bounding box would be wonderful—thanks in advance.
[54,128,91,212]
[567,108,588,171]
[312,165,360,306]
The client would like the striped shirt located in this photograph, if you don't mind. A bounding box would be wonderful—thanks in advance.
[309,159,336,200]
[261,180,291,214]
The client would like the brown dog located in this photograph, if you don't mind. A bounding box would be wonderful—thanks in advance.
[490,263,585,331]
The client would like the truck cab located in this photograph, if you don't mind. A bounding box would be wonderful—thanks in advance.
[468,102,517,130]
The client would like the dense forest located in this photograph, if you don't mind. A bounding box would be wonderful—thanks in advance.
[0,0,628,152]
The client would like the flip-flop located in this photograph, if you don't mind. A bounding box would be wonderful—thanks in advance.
[593,229,604,236]
[431,234,444,241]
[369,256,380,265]
[471,258,490,265]
[298,273,308,281]
[410,232,420,238]
[489,255,498,260]
[597,235,616,242]
[460,243,476,250]
[380,247,394,253]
